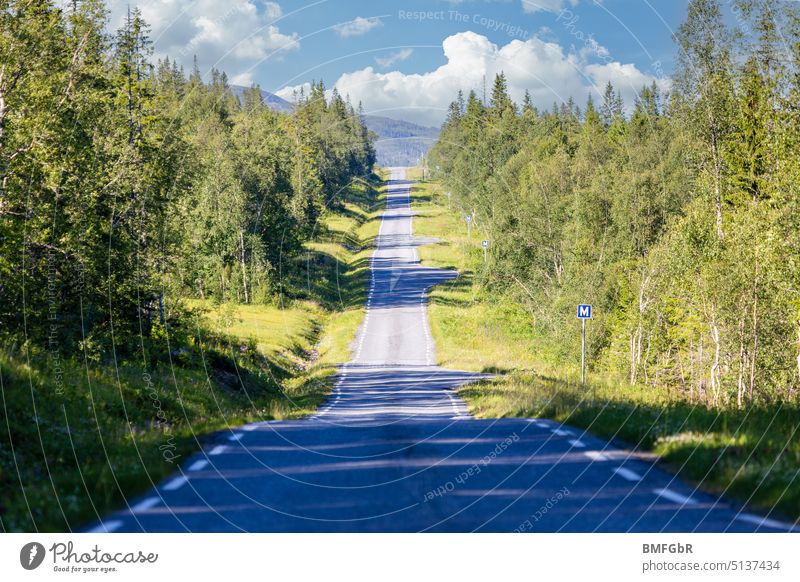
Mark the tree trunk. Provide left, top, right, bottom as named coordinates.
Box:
left=239, top=231, right=249, bottom=304
left=748, top=259, right=760, bottom=402
left=710, top=304, right=722, bottom=406
left=711, top=131, right=725, bottom=241
left=0, top=67, right=8, bottom=192
left=0, top=69, right=6, bottom=145
left=737, top=315, right=745, bottom=408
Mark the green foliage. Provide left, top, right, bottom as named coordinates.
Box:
left=429, top=0, right=800, bottom=408
left=0, top=1, right=376, bottom=356
left=0, top=0, right=378, bottom=531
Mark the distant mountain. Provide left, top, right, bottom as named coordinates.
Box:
left=230, top=85, right=294, bottom=113
left=229, top=86, right=441, bottom=167
left=362, top=116, right=440, bottom=168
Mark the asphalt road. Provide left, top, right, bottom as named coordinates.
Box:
left=88, top=168, right=795, bottom=533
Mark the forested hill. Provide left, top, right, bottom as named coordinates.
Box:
left=231, top=84, right=440, bottom=169
left=429, top=0, right=800, bottom=408
left=361, top=117, right=440, bottom=167
left=230, top=86, right=440, bottom=167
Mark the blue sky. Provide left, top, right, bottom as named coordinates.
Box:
left=107, top=1, right=693, bottom=125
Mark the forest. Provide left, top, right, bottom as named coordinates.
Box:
left=0, top=0, right=376, bottom=530
left=429, top=0, right=800, bottom=408
left=0, top=1, right=375, bottom=359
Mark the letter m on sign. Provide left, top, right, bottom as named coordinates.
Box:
left=577, top=305, right=592, bottom=320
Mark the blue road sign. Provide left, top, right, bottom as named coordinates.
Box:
left=577, top=304, right=592, bottom=319
left=482, top=240, right=489, bottom=248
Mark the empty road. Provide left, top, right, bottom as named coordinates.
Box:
left=88, top=168, right=794, bottom=533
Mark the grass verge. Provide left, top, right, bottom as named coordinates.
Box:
left=412, top=176, right=800, bottom=524
left=0, top=175, right=384, bottom=532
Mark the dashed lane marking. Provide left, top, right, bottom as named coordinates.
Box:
left=131, top=497, right=160, bottom=513
left=612, top=467, right=643, bottom=482
left=654, top=488, right=697, bottom=505
left=735, top=513, right=797, bottom=531
left=584, top=451, right=610, bottom=461
left=163, top=476, right=188, bottom=491
left=188, top=459, right=209, bottom=472
left=87, top=520, right=123, bottom=533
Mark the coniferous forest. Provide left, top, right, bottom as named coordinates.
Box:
left=0, top=1, right=375, bottom=530
left=2, top=0, right=800, bottom=534
left=1, top=2, right=374, bottom=354
left=430, top=0, right=800, bottom=408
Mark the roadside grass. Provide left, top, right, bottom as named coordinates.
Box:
left=411, top=176, right=800, bottom=524
left=412, top=180, right=538, bottom=373
left=0, top=174, right=384, bottom=532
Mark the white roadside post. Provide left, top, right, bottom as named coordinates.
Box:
left=446, top=192, right=451, bottom=210
left=466, top=215, right=472, bottom=241
left=482, top=240, right=489, bottom=262
left=577, top=305, right=592, bottom=385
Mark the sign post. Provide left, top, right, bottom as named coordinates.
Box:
left=482, top=240, right=489, bottom=262
left=466, top=215, right=472, bottom=241
left=576, top=305, right=592, bottom=385
left=446, top=192, right=451, bottom=210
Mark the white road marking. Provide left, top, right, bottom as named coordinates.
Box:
left=654, top=488, right=697, bottom=505
left=88, top=520, right=123, bottom=533
left=612, top=467, right=642, bottom=482
left=584, top=451, right=610, bottom=461
left=568, top=439, right=586, bottom=448
left=163, top=476, right=188, bottom=491
left=188, top=459, right=209, bottom=471
left=551, top=429, right=572, bottom=436
left=130, top=497, right=160, bottom=513
left=209, top=445, right=227, bottom=456
left=227, top=433, right=243, bottom=442
left=735, top=513, right=797, bottom=531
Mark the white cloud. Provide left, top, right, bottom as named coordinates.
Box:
left=333, top=16, right=383, bottom=38
left=275, top=82, right=313, bottom=103
left=106, top=1, right=299, bottom=81
left=231, top=71, right=254, bottom=86
left=375, top=49, right=414, bottom=69
left=279, top=31, right=668, bottom=127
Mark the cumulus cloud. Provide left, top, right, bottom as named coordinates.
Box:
left=279, top=31, right=667, bottom=127
left=375, top=49, right=414, bottom=69
left=106, top=1, right=299, bottom=80
left=333, top=16, right=383, bottom=38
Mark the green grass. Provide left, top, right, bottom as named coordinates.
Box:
left=411, top=176, right=800, bottom=524
left=0, top=175, right=385, bottom=532
left=412, top=180, right=540, bottom=374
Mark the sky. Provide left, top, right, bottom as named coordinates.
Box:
left=105, top=0, right=694, bottom=126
